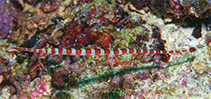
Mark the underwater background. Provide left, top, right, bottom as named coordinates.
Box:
left=0, top=0, right=211, bottom=98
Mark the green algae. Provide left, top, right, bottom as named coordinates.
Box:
left=55, top=91, right=71, bottom=99
left=15, top=55, right=27, bottom=64
left=113, top=26, right=148, bottom=47
left=102, top=89, right=121, bottom=98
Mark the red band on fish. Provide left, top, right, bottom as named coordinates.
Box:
left=51, top=48, right=56, bottom=54
left=129, top=48, right=134, bottom=53
left=150, top=50, right=154, bottom=54
left=33, top=49, right=37, bottom=52
left=27, top=48, right=31, bottom=52
left=104, top=49, right=110, bottom=55
left=86, top=48, right=91, bottom=56
left=95, top=49, right=101, bottom=56
left=58, top=48, right=62, bottom=55
left=114, top=49, right=119, bottom=55
left=66, top=49, right=71, bottom=55
left=122, top=48, right=127, bottom=54
left=143, top=49, right=148, bottom=54
left=163, top=50, right=167, bottom=54
left=76, top=48, right=81, bottom=55
left=136, top=49, right=141, bottom=54
left=156, top=50, right=160, bottom=54
left=38, top=49, right=43, bottom=53
left=175, top=50, right=181, bottom=54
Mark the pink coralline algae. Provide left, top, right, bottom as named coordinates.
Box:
left=30, top=76, right=51, bottom=99
left=106, top=59, right=116, bottom=66
left=0, top=0, right=14, bottom=39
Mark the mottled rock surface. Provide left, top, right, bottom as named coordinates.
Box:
left=0, top=0, right=14, bottom=39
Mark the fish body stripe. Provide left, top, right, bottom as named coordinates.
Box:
left=182, top=50, right=187, bottom=52
left=86, top=48, right=91, bottom=55
left=66, top=49, right=71, bottom=55
left=51, top=48, right=56, bottom=54
left=136, top=49, right=141, bottom=54
left=71, top=48, right=76, bottom=55
left=100, top=49, right=105, bottom=56
left=33, top=49, right=37, bottom=52
left=11, top=47, right=196, bottom=56
left=76, top=48, right=81, bottom=55
left=122, top=48, right=127, bottom=54
left=150, top=50, right=154, bottom=54
left=168, top=50, right=174, bottom=54
left=95, top=49, right=101, bottom=56
left=156, top=50, right=161, bottom=54
left=104, top=49, right=110, bottom=55
left=129, top=48, right=134, bottom=53
left=59, top=48, right=63, bottom=55
left=114, top=49, right=119, bottom=55
left=133, top=48, right=137, bottom=54
left=163, top=50, right=167, bottom=54
left=143, top=49, right=148, bottom=53
left=109, top=49, right=115, bottom=55
left=27, top=48, right=31, bottom=52
left=90, top=48, right=95, bottom=56
left=81, top=48, right=86, bottom=55
left=54, top=48, right=59, bottom=55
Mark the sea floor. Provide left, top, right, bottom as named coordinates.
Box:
left=0, top=0, right=211, bottom=98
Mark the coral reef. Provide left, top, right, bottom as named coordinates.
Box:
left=0, top=0, right=210, bottom=98
left=128, top=0, right=211, bottom=26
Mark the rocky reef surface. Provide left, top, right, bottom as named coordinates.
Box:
left=0, top=0, right=210, bottom=98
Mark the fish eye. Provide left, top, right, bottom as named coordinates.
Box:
left=44, top=49, right=49, bottom=54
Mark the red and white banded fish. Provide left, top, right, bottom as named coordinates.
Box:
left=11, top=46, right=196, bottom=56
